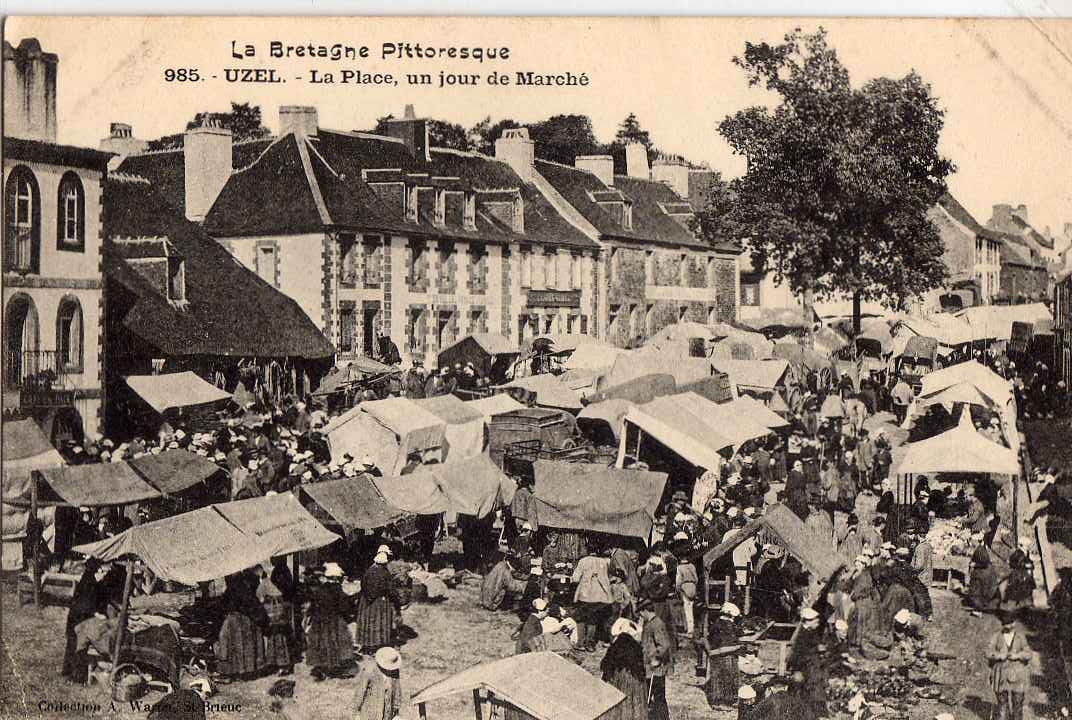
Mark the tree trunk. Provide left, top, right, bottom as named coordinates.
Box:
left=802, top=286, right=815, bottom=350
left=852, top=289, right=862, bottom=337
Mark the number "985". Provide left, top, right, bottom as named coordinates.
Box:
left=164, top=68, right=201, bottom=82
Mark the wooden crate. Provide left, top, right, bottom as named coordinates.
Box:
left=753, top=622, right=799, bottom=675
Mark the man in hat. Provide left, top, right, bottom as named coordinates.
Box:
left=986, top=613, right=1030, bottom=720
left=639, top=598, right=673, bottom=720
left=480, top=553, right=527, bottom=611
left=572, top=547, right=613, bottom=651
left=352, top=646, right=403, bottom=720
left=517, top=598, right=549, bottom=655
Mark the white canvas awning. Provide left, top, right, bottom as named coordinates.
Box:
left=621, top=393, right=733, bottom=470
left=894, top=409, right=1019, bottom=476
left=125, top=372, right=232, bottom=414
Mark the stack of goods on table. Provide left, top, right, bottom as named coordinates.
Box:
left=826, top=650, right=959, bottom=718
left=925, top=518, right=972, bottom=557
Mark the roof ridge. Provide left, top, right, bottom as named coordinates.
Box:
left=109, top=172, right=151, bottom=185
left=536, top=157, right=585, bottom=172
left=232, top=134, right=289, bottom=175
left=430, top=146, right=495, bottom=161
left=305, top=137, right=340, bottom=179
left=294, top=134, right=332, bottom=225
left=319, top=127, right=406, bottom=145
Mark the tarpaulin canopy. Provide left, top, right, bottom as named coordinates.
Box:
left=412, top=652, right=625, bottom=720
left=919, top=360, right=1012, bottom=407
left=29, top=463, right=160, bottom=507
left=813, top=300, right=889, bottom=321
left=591, top=374, right=676, bottom=405
left=704, top=504, right=845, bottom=582
left=672, top=393, right=772, bottom=448
left=771, top=344, right=833, bottom=372
left=855, top=319, right=894, bottom=356
left=301, top=475, right=406, bottom=531
left=1, top=419, right=62, bottom=569
left=723, top=396, right=790, bottom=430
left=646, top=321, right=718, bottom=345
left=812, top=326, right=850, bottom=355
left=897, top=314, right=973, bottom=347
left=371, top=455, right=514, bottom=519
left=711, top=359, right=790, bottom=392
left=603, top=352, right=712, bottom=389
left=578, top=399, right=635, bottom=441
left=564, top=341, right=629, bottom=371
left=500, top=374, right=582, bottom=410
left=323, top=399, right=446, bottom=475
left=916, top=381, right=1004, bottom=411
left=438, top=334, right=519, bottom=380
left=466, top=393, right=526, bottom=419
left=532, top=461, right=667, bottom=540
left=3, top=418, right=56, bottom=461
left=893, top=409, right=1020, bottom=475
left=214, top=493, right=340, bottom=558
left=955, top=303, right=1053, bottom=341
left=74, top=495, right=339, bottom=585
left=622, top=394, right=734, bottom=471
left=820, top=394, right=846, bottom=419
left=413, top=395, right=486, bottom=461
left=125, top=372, right=233, bottom=414
left=128, top=449, right=223, bottom=495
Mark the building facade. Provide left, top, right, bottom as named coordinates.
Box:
left=1055, top=270, right=1072, bottom=388
left=108, top=104, right=737, bottom=367
left=3, top=39, right=112, bottom=441
left=987, top=203, right=1053, bottom=304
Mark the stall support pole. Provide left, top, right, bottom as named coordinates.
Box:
left=30, top=471, right=41, bottom=608
left=472, top=689, right=483, bottom=720
left=111, top=558, right=135, bottom=672
left=418, top=702, right=428, bottom=720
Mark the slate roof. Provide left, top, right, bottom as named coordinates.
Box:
left=4, top=136, right=112, bottom=171
left=115, top=138, right=273, bottom=216
left=534, top=159, right=733, bottom=252
left=202, top=128, right=598, bottom=250
left=937, top=194, right=1005, bottom=243
left=104, top=174, right=334, bottom=359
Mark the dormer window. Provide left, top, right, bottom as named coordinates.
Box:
left=405, top=185, right=418, bottom=222
left=167, top=256, right=185, bottom=301
left=623, top=202, right=633, bottom=231
left=464, top=192, right=476, bottom=231
left=513, top=195, right=524, bottom=234
left=434, top=189, right=446, bottom=227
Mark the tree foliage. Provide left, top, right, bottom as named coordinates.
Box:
left=468, top=116, right=521, bottom=155
left=528, top=114, right=606, bottom=166
left=147, top=102, right=271, bottom=151
left=692, top=28, right=954, bottom=327
left=372, top=115, right=473, bottom=150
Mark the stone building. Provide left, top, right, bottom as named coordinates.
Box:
left=986, top=203, right=1052, bottom=304
left=106, top=104, right=738, bottom=365
left=3, top=38, right=112, bottom=442
left=920, top=193, right=1004, bottom=311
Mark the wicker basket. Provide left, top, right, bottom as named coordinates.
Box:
left=110, top=664, right=147, bottom=702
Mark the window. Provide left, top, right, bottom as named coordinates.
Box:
left=56, top=298, right=83, bottom=372
left=520, top=248, right=533, bottom=288
left=741, top=280, right=761, bottom=307
left=57, top=172, right=85, bottom=251
left=339, top=304, right=356, bottom=353
left=364, top=236, right=383, bottom=286
left=167, top=257, right=185, bottom=301
left=571, top=254, right=583, bottom=290
left=256, top=244, right=277, bottom=286
left=463, top=193, right=476, bottom=230
left=543, top=315, right=555, bottom=334
left=437, top=310, right=454, bottom=348
left=339, top=235, right=358, bottom=287
left=609, top=248, right=620, bottom=284
left=408, top=308, right=424, bottom=353
left=544, top=252, right=556, bottom=290
left=4, top=166, right=40, bottom=273
left=566, top=314, right=576, bottom=333
left=579, top=315, right=588, bottom=335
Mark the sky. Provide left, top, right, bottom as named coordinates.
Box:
left=7, top=16, right=1072, bottom=237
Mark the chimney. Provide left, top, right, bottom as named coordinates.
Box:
left=3, top=38, right=58, bottom=142
left=575, top=155, right=614, bottom=187
left=183, top=122, right=233, bottom=222
left=279, top=105, right=318, bottom=137
left=651, top=158, right=690, bottom=200
left=991, top=203, right=1013, bottom=228
left=494, top=127, right=535, bottom=183
left=1013, top=204, right=1029, bottom=224
left=385, top=104, right=429, bottom=162
left=99, top=122, right=148, bottom=158
left=625, top=142, right=650, bottom=180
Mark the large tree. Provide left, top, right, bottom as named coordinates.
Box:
left=468, top=116, right=521, bottom=155
left=146, top=101, right=271, bottom=150
left=528, top=114, right=606, bottom=166
left=373, top=115, right=472, bottom=151
left=693, top=28, right=954, bottom=335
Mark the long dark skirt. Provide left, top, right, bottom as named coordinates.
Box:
left=62, top=619, right=91, bottom=683
left=305, top=613, right=352, bottom=669
left=653, top=600, right=677, bottom=653
left=262, top=625, right=292, bottom=670
left=604, top=667, right=648, bottom=720
left=705, top=654, right=738, bottom=707
left=353, top=595, right=395, bottom=649
left=215, top=612, right=264, bottom=677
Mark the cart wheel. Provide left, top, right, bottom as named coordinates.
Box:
left=562, top=438, right=576, bottom=450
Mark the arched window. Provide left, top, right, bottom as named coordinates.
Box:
left=57, top=171, right=85, bottom=251
left=56, top=297, right=83, bottom=373
left=4, top=166, right=40, bottom=273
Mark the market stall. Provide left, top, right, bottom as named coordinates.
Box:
left=1, top=418, right=63, bottom=572
left=617, top=393, right=734, bottom=473
left=322, top=397, right=447, bottom=475
left=413, top=394, right=486, bottom=461
left=437, top=333, right=520, bottom=385
left=124, top=372, right=234, bottom=430
left=498, top=373, right=583, bottom=411
left=411, top=651, right=626, bottom=720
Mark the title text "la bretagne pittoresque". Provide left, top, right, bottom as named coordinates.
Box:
left=232, top=41, right=511, bottom=62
